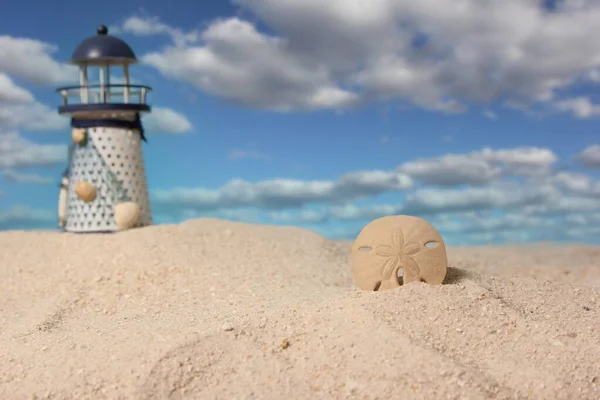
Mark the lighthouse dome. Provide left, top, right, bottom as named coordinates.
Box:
left=70, top=25, right=137, bottom=65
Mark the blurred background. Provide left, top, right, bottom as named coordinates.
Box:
left=1, top=0, right=599, bottom=245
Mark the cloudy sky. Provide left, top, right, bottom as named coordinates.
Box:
left=1, top=0, right=600, bottom=245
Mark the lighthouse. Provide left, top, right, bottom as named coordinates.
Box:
left=56, top=25, right=152, bottom=233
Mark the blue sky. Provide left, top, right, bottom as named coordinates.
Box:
left=1, top=0, right=600, bottom=245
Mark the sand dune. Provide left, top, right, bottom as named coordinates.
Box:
left=0, top=219, right=598, bottom=399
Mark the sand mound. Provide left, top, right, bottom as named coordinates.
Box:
left=0, top=219, right=598, bottom=399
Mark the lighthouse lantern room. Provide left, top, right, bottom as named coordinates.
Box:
left=56, top=25, right=153, bottom=233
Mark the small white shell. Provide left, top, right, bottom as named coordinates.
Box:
left=114, top=202, right=141, bottom=230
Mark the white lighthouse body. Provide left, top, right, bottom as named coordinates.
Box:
left=56, top=25, right=152, bottom=233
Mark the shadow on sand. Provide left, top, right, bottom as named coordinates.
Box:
left=443, top=267, right=470, bottom=285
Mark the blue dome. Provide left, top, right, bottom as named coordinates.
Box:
left=71, top=25, right=137, bottom=64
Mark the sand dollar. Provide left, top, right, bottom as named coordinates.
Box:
left=114, top=202, right=141, bottom=230
left=74, top=181, right=96, bottom=202
left=71, top=128, right=87, bottom=144
left=351, top=215, right=447, bottom=291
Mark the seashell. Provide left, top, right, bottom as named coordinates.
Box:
left=72, top=128, right=87, bottom=144
left=114, top=201, right=141, bottom=230
left=351, top=215, right=447, bottom=291
left=74, top=181, right=96, bottom=202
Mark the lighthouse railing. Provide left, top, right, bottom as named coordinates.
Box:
left=56, top=84, right=152, bottom=106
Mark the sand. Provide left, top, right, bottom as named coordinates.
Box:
left=0, top=218, right=599, bottom=400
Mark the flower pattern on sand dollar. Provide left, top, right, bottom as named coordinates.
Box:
left=375, top=229, right=421, bottom=280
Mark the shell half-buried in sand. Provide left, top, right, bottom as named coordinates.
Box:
left=114, top=202, right=141, bottom=230
left=351, top=215, right=448, bottom=291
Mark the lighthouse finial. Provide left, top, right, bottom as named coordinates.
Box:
left=97, top=25, right=108, bottom=35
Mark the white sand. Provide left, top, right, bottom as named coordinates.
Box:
left=0, top=218, right=598, bottom=399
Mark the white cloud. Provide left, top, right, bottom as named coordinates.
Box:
left=144, top=107, right=193, bottom=134
left=153, top=170, right=412, bottom=210
left=125, top=2, right=600, bottom=113
left=483, top=110, right=498, bottom=120
left=546, top=171, right=599, bottom=195
left=0, top=73, right=34, bottom=103
left=163, top=207, right=261, bottom=223
left=313, top=200, right=600, bottom=241
left=1, top=169, right=53, bottom=184
left=443, top=210, right=600, bottom=243
left=0, top=41, right=70, bottom=133
left=312, top=182, right=600, bottom=241
left=0, top=35, right=75, bottom=86
left=0, top=132, right=67, bottom=169
left=399, top=154, right=502, bottom=186
left=336, top=170, right=412, bottom=193
left=565, top=225, right=600, bottom=238
left=142, top=18, right=359, bottom=111
left=0, top=205, right=54, bottom=229
left=436, top=212, right=550, bottom=235
left=257, top=184, right=600, bottom=242
left=565, top=212, right=600, bottom=226
left=227, top=149, right=270, bottom=160
left=269, top=209, right=326, bottom=223
left=120, top=16, right=200, bottom=46
left=402, top=183, right=560, bottom=215
left=152, top=145, right=569, bottom=219
left=577, top=145, right=600, bottom=168
left=522, top=195, right=600, bottom=215
left=478, top=147, right=558, bottom=174
left=0, top=102, right=66, bottom=132
left=553, top=97, right=600, bottom=119
left=399, top=147, right=558, bottom=186
left=329, top=203, right=401, bottom=221
left=0, top=74, right=67, bottom=132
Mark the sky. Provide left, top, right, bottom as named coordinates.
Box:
left=1, top=0, right=600, bottom=245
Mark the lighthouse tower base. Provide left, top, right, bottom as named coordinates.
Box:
left=65, top=126, right=152, bottom=233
